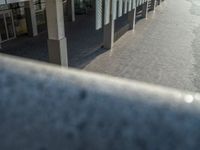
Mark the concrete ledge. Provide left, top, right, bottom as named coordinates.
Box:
left=0, top=54, right=200, bottom=150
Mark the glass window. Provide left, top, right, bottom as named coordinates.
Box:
left=10, top=3, right=27, bottom=36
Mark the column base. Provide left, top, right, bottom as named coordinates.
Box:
left=128, top=9, right=136, bottom=30
left=142, top=2, right=148, bottom=19
left=150, top=0, right=156, bottom=11
left=48, top=37, right=68, bottom=67
left=103, top=21, right=114, bottom=49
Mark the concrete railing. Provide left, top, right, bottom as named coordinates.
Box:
left=0, top=54, right=200, bottom=150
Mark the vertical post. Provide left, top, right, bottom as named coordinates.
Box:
left=25, top=0, right=38, bottom=37
left=67, top=0, right=75, bottom=22
left=103, top=0, right=114, bottom=49
left=150, top=0, right=156, bottom=11
left=128, top=8, right=136, bottom=30
left=142, top=1, right=148, bottom=19
left=46, top=0, right=68, bottom=66
left=118, top=0, right=123, bottom=17
left=157, top=0, right=161, bottom=5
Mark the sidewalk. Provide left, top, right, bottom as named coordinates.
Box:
left=85, top=0, right=200, bottom=92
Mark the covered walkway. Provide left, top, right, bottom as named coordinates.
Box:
left=0, top=0, right=152, bottom=68
left=0, top=13, right=103, bottom=68
left=85, top=0, right=200, bottom=92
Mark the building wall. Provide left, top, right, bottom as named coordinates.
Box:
left=0, top=0, right=93, bottom=42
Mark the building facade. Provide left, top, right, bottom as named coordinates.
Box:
left=0, top=0, right=45, bottom=42
left=0, top=0, right=94, bottom=44
left=0, top=0, right=160, bottom=66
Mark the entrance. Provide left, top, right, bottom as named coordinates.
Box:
left=0, top=10, right=16, bottom=43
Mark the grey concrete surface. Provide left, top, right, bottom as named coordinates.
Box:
left=1, top=54, right=200, bottom=150
left=85, top=0, right=200, bottom=92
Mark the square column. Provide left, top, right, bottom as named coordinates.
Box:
left=67, top=0, right=75, bottom=22
left=46, top=0, right=68, bottom=66
left=128, top=8, right=136, bottom=31
left=103, top=21, right=114, bottom=49
left=25, top=0, right=38, bottom=37
left=103, top=0, right=114, bottom=49
left=142, top=1, right=148, bottom=19
left=150, top=0, right=156, bottom=11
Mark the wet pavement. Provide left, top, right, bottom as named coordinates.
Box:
left=85, top=0, right=200, bottom=92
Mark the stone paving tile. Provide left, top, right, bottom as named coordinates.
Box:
left=85, top=0, right=200, bottom=92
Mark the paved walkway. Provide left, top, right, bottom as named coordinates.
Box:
left=85, top=0, right=200, bottom=92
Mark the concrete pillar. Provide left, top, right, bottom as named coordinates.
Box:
left=142, top=1, right=148, bottom=19
left=128, top=8, right=136, bottom=30
left=67, top=0, right=75, bottom=22
left=150, top=0, right=156, bottom=11
left=103, top=0, right=114, bottom=49
left=25, top=0, right=38, bottom=37
left=46, top=0, right=68, bottom=66
left=157, top=0, right=161, bottom=5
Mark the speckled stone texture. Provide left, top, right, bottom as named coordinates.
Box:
left=0, top=54, right=200, bottom=150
